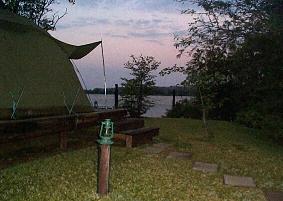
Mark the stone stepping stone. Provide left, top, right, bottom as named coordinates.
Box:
left=152, top=143, right=172, bottom=149
left=264, top=191, right=283, bottom=201
left=142, top=146, right=164, bottom=154
left=166, top=151, right=192, bottom=160
left=192, top=162, right=218, bottom=173
left=224, top=175, right=256, bottom=187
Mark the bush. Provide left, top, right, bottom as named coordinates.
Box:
left=166, top=99, right=202, bottom=119
left=236, top=109, right=283, bottom=141
left=236, top=110, right=265, bottom=129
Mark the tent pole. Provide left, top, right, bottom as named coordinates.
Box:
left=101, top=40, right=107, bottom=109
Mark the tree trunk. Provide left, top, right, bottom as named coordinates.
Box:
left=138, top=80, right=143, bottom=117
left=198, top=86, right=209, bottom=137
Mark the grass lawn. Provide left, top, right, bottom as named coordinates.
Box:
left=0, top=118, right=282, bottom=201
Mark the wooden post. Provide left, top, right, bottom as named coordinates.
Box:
left=98, top=144, right=111, bottom=196
left=59, top=132, right=67, bottom=150
left=172, top=89, right=176, bottom=108
left=114, top=84, right=119, bottom=109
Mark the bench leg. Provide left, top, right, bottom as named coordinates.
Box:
left=59, top=132, right=68, bottom=150
left=125, top=136, right=132, bottom=148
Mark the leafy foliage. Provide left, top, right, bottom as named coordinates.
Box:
left=0, top=0, right=74, bottom=30
left=166, top=99, right=202, bottom=119
left=121, top=55, right=160, bottom=117
left=161, top=0, right=283, bottom=138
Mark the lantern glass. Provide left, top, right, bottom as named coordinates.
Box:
left=99, top=119, right=114, bottom=143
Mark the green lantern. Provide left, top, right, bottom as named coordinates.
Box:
left=97, top=119, right=114, bottom=145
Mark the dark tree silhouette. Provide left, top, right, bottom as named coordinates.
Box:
left=161, top=0, right=283, bottom=138
left=121, top=55, right=160, bottom=118
left=0, top=0, right=75, bottom=30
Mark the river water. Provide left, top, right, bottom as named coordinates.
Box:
left=88, top=94, right=190, bottom=117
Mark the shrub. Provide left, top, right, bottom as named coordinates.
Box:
left=236, top=109, right=283, bottom=141
left=166, top=99, right=202, bottom=119
left=236, top=110, right=265, bottom=129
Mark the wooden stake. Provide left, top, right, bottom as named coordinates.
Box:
left=98, top=144, right=111, bottom=196
left=172, top=89, right=176, bottom=108
left=115, top=84, right=119, bottom=109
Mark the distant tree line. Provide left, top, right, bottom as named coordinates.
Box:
left=85, top=86, right=196, bottom=96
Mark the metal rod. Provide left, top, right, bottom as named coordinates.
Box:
left=101, top=40, right=107, bottom=108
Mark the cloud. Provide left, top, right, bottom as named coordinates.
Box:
left=105, top=33, right=129, bottom=38
left=118, top=17, right=176, bottom=34
left=55, top=0, right=189, bottom=42
left=77, top=0, right=183, bottom=13
left=57, top=16, right=111, bottom=29
left=128, top=30, right=171, bottom=39
left=115, top=19, right=134, bottom=26
left=145, top=39, right=165, bottom=46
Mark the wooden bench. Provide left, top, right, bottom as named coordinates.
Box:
left=0, top=109, right=128, bottom=150
left=115, top=127, right=159, bottom=148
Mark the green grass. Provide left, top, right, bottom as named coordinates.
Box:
left=0, top=118, right=282, bottom=201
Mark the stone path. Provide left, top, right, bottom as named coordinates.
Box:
left=192, top=162, right=218, bottom=173
left=264, top=191, right=283, bottom=201
left=142, top=143, right=260, bottom=194
left=152, top=143, right=172, bottom=149
left=166, top=151, right=192, bottom=160
left=142, top=146, right=164, bottom=154
left=142, top=143, right=172, bottom=154
left=224, top=175, right=256, bottom=187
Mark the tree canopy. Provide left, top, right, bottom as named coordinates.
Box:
left=0, top=0, right=75, bottom=30
left=163, top=0, right=283, bottom=139
left=121, top=55, right=160, bottom=118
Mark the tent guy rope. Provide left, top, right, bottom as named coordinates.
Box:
left=71, top=59, right=97, bottom=108
left=10, top=87, right=24, bottom=119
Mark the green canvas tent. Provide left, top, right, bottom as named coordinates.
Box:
left=0, top=9, right=101, bottom=120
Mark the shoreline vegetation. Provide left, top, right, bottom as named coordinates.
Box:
left=85, top=86, right=196, bottom=96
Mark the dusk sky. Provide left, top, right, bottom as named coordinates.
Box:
left=50, top=0, right=191, bottom=88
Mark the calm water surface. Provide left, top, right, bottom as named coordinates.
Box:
left=89, top=94, right=190, bottom=117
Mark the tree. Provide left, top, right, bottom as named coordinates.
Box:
left=121, top=55, right=160, bottom=118
left=161, top=0, right=283, bottom=138
left=0, top=0, right=75, bottom=31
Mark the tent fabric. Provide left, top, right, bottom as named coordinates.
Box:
left=0, top=9, right=100, bottom=120
left=54, top=39, right=101, bottom=60
left=0, top=9, right=39, bottom=29
left=0, top=9, right=102, bottom=59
